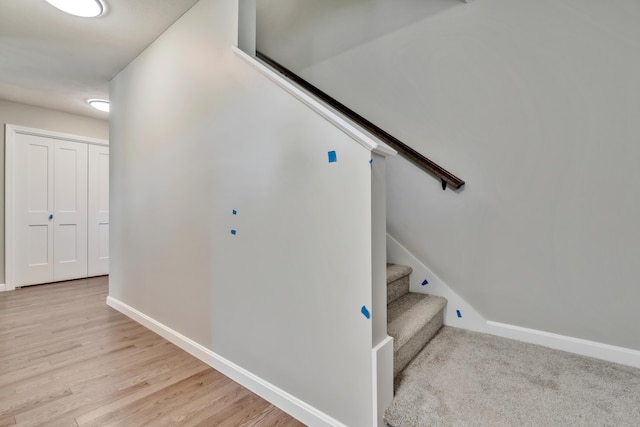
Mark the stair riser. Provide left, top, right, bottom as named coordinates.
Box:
left=387, top=276, right=410, bottom=305
left=393, top=307, right=444, bottom=377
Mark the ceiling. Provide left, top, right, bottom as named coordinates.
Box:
left=0, top=0, right=200, bottom=120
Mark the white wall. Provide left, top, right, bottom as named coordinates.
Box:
left=109, top=0, right=388, bottom=425
left=0, top=99, right=108, bottom=284
left=257, top=0, right=640, bottom=351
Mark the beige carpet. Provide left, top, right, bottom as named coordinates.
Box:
left=385, top=327, right=640, bottom=427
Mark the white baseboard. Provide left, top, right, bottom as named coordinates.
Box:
left=106, top=296, right=347, bottom=427
left=386, top=233, right=640, bottom=369
left=387, top=234, right=487, bottom=333
left=0, top=284, right=5, bottom=292
left=487, top=321, right=640, bottom=369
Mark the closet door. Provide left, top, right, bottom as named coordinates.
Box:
left=88, top=145, right=110, bottom=276
left=14, top=134, right=55, bottom=286
left=53, top=140, right=88, bottom=282
left=8, top=126, right=108, bottom=289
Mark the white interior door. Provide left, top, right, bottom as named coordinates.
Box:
left=53, top=140, right=88, bottom=282
left=7, top=125, right=107, bottom=289
left=88, top=145, right=109, bottom=276
left=14, top=134, right=55, bottom=286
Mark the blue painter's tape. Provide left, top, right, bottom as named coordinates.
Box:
left=422, top=279, right=429, bottom=286
left=231, top=230, right=237, bottom=235
left=328, top=151, right=337, bottom=163
left=361, top=305, right=371, bottom=319
left=456, top=310, right=462, bottom=318
left=232, top=210, right=237, bottom=215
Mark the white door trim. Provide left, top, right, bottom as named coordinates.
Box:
left=5, top=124, right=108, bottom=290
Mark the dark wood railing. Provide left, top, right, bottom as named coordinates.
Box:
left=256, top=51, right=465, bottom=191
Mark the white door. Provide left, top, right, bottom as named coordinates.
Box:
left=14, top=134, right=55, bottom=286
left=13, top=134, right=89, bottom=286
left=8, top=125, right=107, bottom=289
left=53, top=140, right=88, bottom=282
left=88, top=145, right=109, bottom=276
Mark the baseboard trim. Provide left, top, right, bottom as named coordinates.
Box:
left=487, top=321, right=640, bottom=369
left=0, top=284, right=5, bottom=292
left=387, top=233, right=640, bottom=369
left=106, top=296, right=347, bottom=427
left=386, top=233, right=487, bottom=333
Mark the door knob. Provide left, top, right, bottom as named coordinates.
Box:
left=49, top=214, right=54, bottom=219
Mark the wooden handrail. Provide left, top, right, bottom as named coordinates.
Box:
left=256, top=51, right=465, bottom=191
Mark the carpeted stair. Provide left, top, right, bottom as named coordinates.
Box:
left=387, top=264, right=447, bottom=378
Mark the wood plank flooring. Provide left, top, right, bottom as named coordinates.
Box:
left=0, top=277, right=305, bottom=427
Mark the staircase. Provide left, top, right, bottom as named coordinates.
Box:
left=387, top=264, right=447, bottom=378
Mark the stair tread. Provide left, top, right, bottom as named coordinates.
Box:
left=387, top=293, right=447, bottom=350
left=386, top=263, right=412, bottom=284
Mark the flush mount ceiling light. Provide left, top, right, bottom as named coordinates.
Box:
left=45, top=0, right=105, bottom=18
left=88, top=99, right=110, bottom=113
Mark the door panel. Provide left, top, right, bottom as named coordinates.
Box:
left=27, top=225, right=50, bottom=265
left=15, top=134, right=54, bottom=286
left=57, top=224, right=78, bottom=263
left=55, top=147, right=79, bottom=211
left=53, top=140, right=88, bottom=282
left=88, top=145, right=110, bottom=276
left=27, top=144, right=50, bottom=211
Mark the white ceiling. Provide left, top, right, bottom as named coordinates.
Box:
left=0, top=0, right=200, bottom=120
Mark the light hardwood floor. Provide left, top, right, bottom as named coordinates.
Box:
left=0, top=277, right=305, bottom=427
